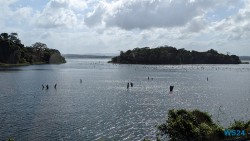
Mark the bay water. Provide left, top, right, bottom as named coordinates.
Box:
left=0, top=59, right=250, bottom=141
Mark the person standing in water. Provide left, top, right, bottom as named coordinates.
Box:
left=42, top=84, right=44, bottom=89
left=127, top=83, right=129, bottom=89
left=54, top=84, right=57, bottom=89
left=46, top=84, right=49, bottom=89
left=170, top=85, right=174, bottom=92
left=207, top=77, right=208, bottom=81
left=130, top=82, right=133, bottom=87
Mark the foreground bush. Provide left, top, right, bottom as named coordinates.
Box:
left=156, top=109, right=250, bottom=141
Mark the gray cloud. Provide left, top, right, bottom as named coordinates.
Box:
left=84, top=3, right=106, bottom=27
left=185, top=16, right=206, bottom=33
left=49, top=0, right=69, bottom=9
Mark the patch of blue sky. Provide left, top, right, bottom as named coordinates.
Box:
left=206, top=1, right=244, bottom=22
left=4, top=19, right=32, bottom=32
left=83, top=1, right=99, bottom=12
left=11, top=0, right=49, bottom=11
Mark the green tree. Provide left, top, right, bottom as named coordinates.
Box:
left=32, top=42, right=48, bottom=61
left=0, top=33, right=9, bottom=40
left=157, top=109, right=225, bottom=141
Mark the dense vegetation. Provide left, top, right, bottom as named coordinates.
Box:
left=0, top=32, right=66, bottom=65
left=153, top=109, right=250, bottom=141
left=110, top=46, right=241, bottom=64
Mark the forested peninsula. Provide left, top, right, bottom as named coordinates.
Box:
left=110, top=46, right=241, bottom=64
left=0, top=32, right=66, bottom=66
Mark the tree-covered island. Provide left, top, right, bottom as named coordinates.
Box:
left=0, top=32, right=66, bottom=66
left=110, top=45, right=241, bottom=64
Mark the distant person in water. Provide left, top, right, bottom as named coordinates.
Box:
left=42, top=84, right=44, bottom=89
left=170, top=85, right=174, bottom=92
left=80, top=79, right=82, bottom=83
left=130, top=82, right=133, bottom=87
left=207, top=77, right=208, bottom=81
left=46, top=85, right=49, bottom=89
left=54, top=84, right=57, bottom=89
left=127, top=83, right=129, bottom=89
left=148, top=76, right=149, bottom=80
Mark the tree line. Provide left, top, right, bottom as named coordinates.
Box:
left=0, top=32, right=66, bottom=64
left=110, top=45, right=241, bottom=64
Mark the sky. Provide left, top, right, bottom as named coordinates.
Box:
left=0, top=0, right=250, bottom=55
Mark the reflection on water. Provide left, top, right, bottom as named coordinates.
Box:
left=0, top=59, right=250, bottom=141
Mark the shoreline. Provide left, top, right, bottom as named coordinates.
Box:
left=0, top=63, right=31, bottom=67
left=108, top=61, right=248, bottom=65
left=241, top=61, right=250, bottom=64
left=0, top=62, right=65, bottom=67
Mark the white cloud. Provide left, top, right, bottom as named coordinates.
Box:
left=0, top=0, right=18, bottom=24
left=69, top=0, right=87, bottom=10
left=0, top=0, right=35, bottom=31
left=84, top=0, right=240, bottom=30
left=35, top=9, right=78, bottom=28
left=208, top=0, right=250, bottom=41
left=44, top=0, right=87, bottom=10
left=13, top=7, right=33, bottom=23
left=33, top=0, right=80, bottom=28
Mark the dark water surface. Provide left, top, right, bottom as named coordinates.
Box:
left=0, top=59, right=250, bottom=141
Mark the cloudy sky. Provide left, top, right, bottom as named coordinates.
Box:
left=1, top=0, right=250, bottom=55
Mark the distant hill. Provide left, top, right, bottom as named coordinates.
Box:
left=63, top=54, right=113, bottom=59
left=110, top=45, right=241, bottom=64
left=239, top=56, right=250, bottom=60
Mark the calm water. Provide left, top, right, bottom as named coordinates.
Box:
left=0, top=59, right=250, bottom=141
